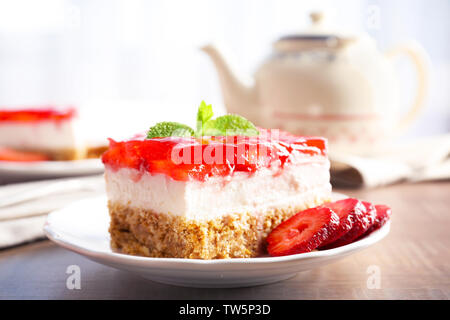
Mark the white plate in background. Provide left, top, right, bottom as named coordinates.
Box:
left=44, top=194, right=390, bottom=288
left=0, top=159, right=103, bottom=181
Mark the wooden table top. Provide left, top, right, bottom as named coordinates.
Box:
left=0, top=181, right=449, bottom=300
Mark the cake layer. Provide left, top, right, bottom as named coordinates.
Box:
left=0, top=108, right=76, bottom=122
left=101, top=130, right=327, bottom=182
left=109, top=195, right=328, bottom=259
left=104, top=158, right=331, bottom=220
left=0, top=120, right=82, bottom=150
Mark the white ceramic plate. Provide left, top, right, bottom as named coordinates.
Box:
left=0, top=159, right=103, bottom=179
left=44, top=195, right=390, bottom=288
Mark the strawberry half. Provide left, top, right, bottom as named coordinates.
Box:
left=320, top=201, right=376, bottom=249
left=267, top=207, right=339, bottom=257
left=319, top=198, right=366, bottom=248
left=363, top=204, right=392, bottom=236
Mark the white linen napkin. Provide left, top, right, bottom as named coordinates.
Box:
left=0, top=175, right=104, bottom=248
left=329, top=134, right=450, bottom=188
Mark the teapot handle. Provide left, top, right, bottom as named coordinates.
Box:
left=384, top=41, right=429, bottom=133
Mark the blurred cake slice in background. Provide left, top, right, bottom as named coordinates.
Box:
left=0, top=107, right=88, bottom=161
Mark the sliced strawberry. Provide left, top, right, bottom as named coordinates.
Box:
left=363, top=204, right=392, bottom=236
left=320, top=200, right=376, bottom=249
left=0, top=147, right=49, bottom=162
left=373, top=205, right=392, bottom=229
left=319, top=198, right=365, bottom=248
left=267, top=207, right=339, bottom=256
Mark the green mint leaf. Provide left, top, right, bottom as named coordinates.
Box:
left=145, top=102, right=259, bottom=139
left=202, top=114, right=259, bottom=136
left=146, top=122, right=194, bottom=139
left=196, top=101, right=213, bottom=135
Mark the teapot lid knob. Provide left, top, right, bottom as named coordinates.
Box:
left=310, top=11, right=325, bottom=25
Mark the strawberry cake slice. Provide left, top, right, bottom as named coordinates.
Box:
left=0, top=107, right=86, bottom=161
left=102, top=116, right=332, bottom=259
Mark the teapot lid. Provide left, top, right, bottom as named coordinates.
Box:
left=274, top=12, right=363, bottom=51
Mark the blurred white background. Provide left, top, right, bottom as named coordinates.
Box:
left=0, top=0, right=448, bottom=140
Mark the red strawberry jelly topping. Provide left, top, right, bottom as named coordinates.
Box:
left=101, top=129, right=327, bottom=182
left=0, top=107, right=76, bottom=123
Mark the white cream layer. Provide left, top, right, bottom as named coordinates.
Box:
left=0, top=119, right=84, bottom=151
left=105, top=159, right=331, bottom=220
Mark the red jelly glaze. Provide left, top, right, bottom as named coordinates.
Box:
left=0, top=107, right=76, bottom=123
left=101, top=129, right=327, bottom=182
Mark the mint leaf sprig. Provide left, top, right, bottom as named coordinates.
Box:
left=146, top=101, right=259, bottom=139
left=196, top=101, right=214, bottom=136
left=147, top=122, right=195, bottom=138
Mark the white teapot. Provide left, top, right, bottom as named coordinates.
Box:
left=201, top=12, right=429, bottom=155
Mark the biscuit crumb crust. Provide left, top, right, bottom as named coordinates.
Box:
left=108, top=197, right=329, bottom=259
